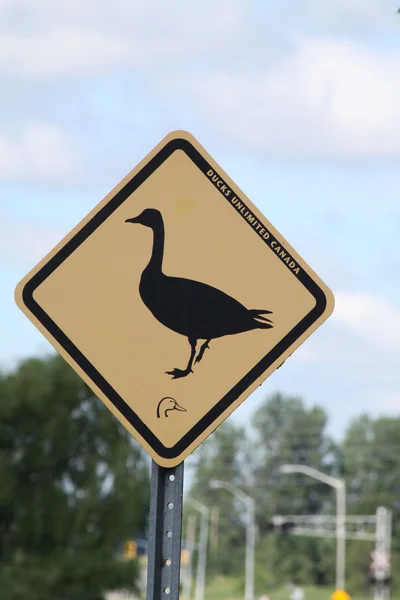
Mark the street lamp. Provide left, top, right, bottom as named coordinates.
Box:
left=279, top=464, right=346, bottom=591
left=182, top=514, right=196, bottom=600
left=187, top=498, right=209, bottom=600
left=209, top=480, right=255, bottom=600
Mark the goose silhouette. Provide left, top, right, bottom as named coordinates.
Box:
left=125, top=209, right=273, bottom=379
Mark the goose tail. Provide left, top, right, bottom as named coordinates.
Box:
left=249, top=308, right=273, bottom=329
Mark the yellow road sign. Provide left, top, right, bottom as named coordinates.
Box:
left=181, top=549, right=190, bottom=565
left=15, top=131, right=334, bottom=467
left=123, top=540, right=137, bottom=559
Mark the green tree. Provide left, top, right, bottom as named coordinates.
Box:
left=342, top=414, right=400, bottom=592
left=187, top=421, right=247, bottom=576
left=187, top=394, right=400, bottom=593
left=249, top=393, right=338, bottom=588
left=187, top=395, right=338, bottom=589
left=0, top=354, right=150, bottom=600
left=250, top=392, right=337, bottom=520
left=342, top=415, right=400, bottom=513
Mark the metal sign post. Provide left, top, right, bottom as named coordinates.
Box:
left=146, top=461, right=184, bottom=600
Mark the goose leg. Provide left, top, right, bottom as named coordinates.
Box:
left=166, top=337, right=197, bottom=379
left=195, top=339, right=211, bottom=365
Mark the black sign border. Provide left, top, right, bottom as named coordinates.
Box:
left=22, top=137, right=327, bottom=459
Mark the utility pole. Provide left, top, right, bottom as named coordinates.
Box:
left=280, top=464, right=346, bottom=591
left=188, top=498, right=209, bottom=600
left=182, top=514, right=197, bottom=599
left=210, top=480, right=255, bottom=600
left=373, top=507, right=392, bottom=600
left=210, top=506, right=219, bottom=552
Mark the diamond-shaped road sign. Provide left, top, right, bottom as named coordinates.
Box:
left=15, top=131, right=334, bottom=467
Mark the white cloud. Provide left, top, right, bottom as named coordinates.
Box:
left=0, top=219, right=67, bottom=265
left=0, top=29, right=131, bottom=78
left=283, top=290, right=400, bottom=422
left=1, top=0, right=395, bottom=79
left=0, top=1, right=247, bottom=77
left=333, top=292, right=400, bottom=351
left=296, top=291, right=400, bottom=367
left=171, top=36, right=400, bottom=160
left=292, top=0, right=397, bottom=29
left=0, top=1, right=399, bottom=160
left=0, top=124, right=82, bottom=182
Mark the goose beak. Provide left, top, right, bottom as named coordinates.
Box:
left=125, top=217, right=139, bottom=224
left=173, top=401, right=186, bottom=412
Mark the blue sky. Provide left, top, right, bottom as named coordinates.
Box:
left=1, top=0, right=400, bottom=442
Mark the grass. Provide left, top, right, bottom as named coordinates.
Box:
left=204, top=575, right=397, bottom=600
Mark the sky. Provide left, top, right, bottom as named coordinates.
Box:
left=1, top=0, right=400, bottom=443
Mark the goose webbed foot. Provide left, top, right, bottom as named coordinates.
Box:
left=165, top=368, right=194, bottom=380
left=166, top=337, right=197, bottom=379
left=195, top=339, right=211, bottom=364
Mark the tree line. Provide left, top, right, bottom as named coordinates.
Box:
left=186, top=392, right=400, bottom=595
left=1, top=354, right=400, bottom=598
left=0, top=355, right=150, bottom=600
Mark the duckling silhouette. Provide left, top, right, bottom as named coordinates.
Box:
left=156, top=397, right=187, bottom=418
left=125, top=209, right=273, bottom=379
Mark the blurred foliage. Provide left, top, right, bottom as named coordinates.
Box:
left=343, top=414, right=400, bottom=593
left=2, top=353, right=400, bottom=597
left=187, top=421, right=246, bottom=576
left=187, top=393, right=400, bottom=595
left=250, top=392, right=338, bottom=521
left=0, top=354, right=150, bottom=600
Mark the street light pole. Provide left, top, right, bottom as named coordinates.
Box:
left=182, top=514, right=197, bottom=599
left=245, top=497, right=256, bottom=600
left=188, top=498, right=209, bottom=600
left=279, top=464, right=346, bottom=591
left=336, top=479, right=346, bottom=591
left=210, top=480, right=255, bottom=600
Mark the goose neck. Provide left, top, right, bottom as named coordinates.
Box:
left=148, top=221, right=164, bottom=272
